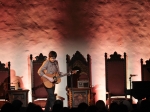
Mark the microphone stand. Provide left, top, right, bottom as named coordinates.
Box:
left=70, top=71, right=73, bottom=108
left=129, top=75, right=132, bottom=99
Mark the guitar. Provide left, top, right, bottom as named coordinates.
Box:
left=41, top=70, right=78, bottom=88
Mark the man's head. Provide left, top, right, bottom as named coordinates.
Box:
left=49, top=51, right=57, bottom=62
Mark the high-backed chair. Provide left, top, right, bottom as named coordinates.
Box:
left=105, top=51, right=127, bottom=105
left=0, top=61, right=10, bottom=108
left=30, top=53, right=48, bottom=107
left=66, top=51, right=95, bottom=108
left=131, top=59, right=150, bottom=100
left=141, top=58, right=150, bottom=81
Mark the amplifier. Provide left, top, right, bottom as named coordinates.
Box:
left=77, top=80, right=89, bottom=88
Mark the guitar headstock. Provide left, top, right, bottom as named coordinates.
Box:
left=71, top=70, right=79, bottom=74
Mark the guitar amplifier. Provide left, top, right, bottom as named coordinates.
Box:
left=77, top=80, right=89, bottom=88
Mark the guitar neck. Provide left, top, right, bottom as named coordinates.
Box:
left=55, top=70, right=78, bottom=78
left=57, top=73, right=70, bottom=78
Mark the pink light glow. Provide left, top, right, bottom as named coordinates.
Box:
left=0, top=0, right=150, bottom=106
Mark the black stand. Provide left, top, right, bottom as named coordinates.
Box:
left=129, top=76, right=132, bottom=99
left=70, top=71, right=73, bottom=108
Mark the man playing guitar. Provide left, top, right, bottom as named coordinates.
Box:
left=38, top=51, right=77, bottom=112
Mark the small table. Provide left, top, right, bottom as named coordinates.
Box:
left=8, top=89, right=29, bottom=107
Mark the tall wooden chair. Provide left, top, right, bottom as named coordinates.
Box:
left=30, top=53, right=48, bottom=107
left=105, top=51, right=127, bottom=105
left=66, top=51, right=95, bottom=108
left=131, top=59, right=150, bottom=100
left=141, top=58, right=150, bottom=81
left=0, top=61, right=10, bottom=108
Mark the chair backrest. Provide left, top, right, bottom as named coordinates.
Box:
left=141, top=58, right=150, bottom=81
left=0, top=61, right=10, bottom=100
left=66, top=51, right=91, bottom=88
left=30, top=53, right=47, bottom=98
left=105, top=51, right=127, bottom=96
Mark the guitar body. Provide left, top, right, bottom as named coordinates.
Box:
left=41, top=73, right=61, bottom=88
left=41, top=70, right=78, bottom=88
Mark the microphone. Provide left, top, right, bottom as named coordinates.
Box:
left=130, top=74, right=137, bottom=77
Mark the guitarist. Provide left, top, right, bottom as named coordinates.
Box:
left=38, top=50, right=60, bottom=112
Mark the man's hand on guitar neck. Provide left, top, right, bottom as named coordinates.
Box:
left=59, top=72, right=63, bottom=75
left=42, top=74, right=54, bottom=82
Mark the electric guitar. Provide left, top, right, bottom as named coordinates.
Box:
left=41, top=70, right=78, bottom=88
